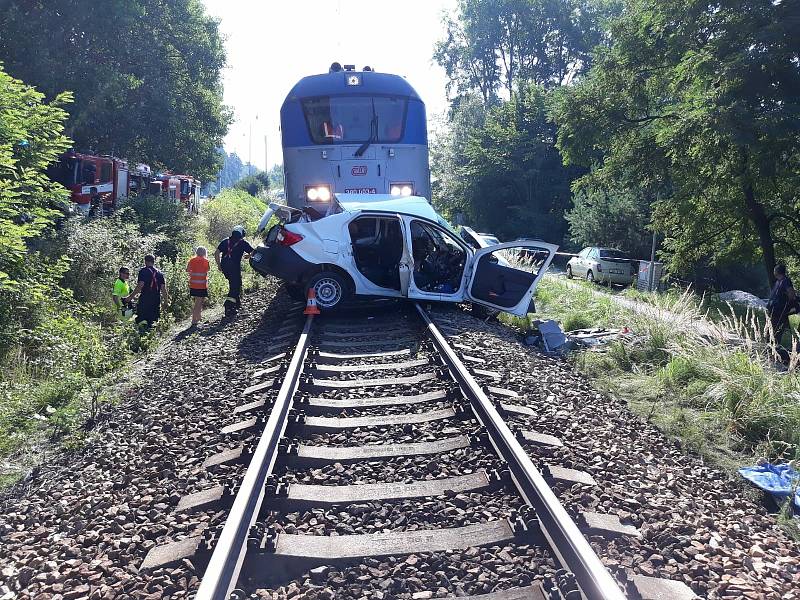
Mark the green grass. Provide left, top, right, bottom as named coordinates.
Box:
left=518, top=278, right=800, bottom=468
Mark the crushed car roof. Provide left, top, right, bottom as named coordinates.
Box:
left=335, top=194, right=443, bottom=222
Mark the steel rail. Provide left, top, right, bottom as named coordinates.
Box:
left=196, top=314, right=315, bottom=600
left=414, top=304, right=626, bottom=600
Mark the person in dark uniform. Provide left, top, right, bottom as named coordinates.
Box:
left=767, top=263, right=797, bottom=347
left=128, top=254, right=168, bottom=328
left=214, top=225, right=253, bottom=317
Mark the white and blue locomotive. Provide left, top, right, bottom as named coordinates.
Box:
left=280, top=63, right=430, bottom=208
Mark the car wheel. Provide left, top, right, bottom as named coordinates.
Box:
left=586, top=270, right=594, bottom=284
left=307, top=271, right=350, bottom=311
left=286, top=284, right=306, bottom=302
left=566, top=265, right=573, bottom=279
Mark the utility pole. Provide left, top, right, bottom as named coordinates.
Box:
left=649, top=231, right=657, bottom=292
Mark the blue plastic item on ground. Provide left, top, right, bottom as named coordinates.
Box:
left=738, top=462, right=800, bottom=510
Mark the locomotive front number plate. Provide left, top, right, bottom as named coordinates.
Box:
left=344, top=187, right=377, bottom=193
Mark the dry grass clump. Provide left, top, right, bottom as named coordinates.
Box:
left=530, top=279, right=800, bottom=463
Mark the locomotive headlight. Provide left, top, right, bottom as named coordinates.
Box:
left=305, top=184, right=332, bottom=202
left=390, top=182, right=414, bottom=197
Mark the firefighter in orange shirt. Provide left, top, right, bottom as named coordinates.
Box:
left=187, top=246, right=210, bottom=328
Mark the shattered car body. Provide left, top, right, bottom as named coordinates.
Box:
left=250, top=194, right=557, bottom=314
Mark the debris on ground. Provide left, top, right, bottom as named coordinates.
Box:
left=739, top=460, right=800, bottom=511
left=717, top=290, right=767, bottom=309
left=522, top=320, right=629, bottom=353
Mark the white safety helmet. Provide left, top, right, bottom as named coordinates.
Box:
left=232, top=225, right=246, bottom=237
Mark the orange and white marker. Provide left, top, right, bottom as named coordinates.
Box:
left=304, top=288, right=321, bottom=315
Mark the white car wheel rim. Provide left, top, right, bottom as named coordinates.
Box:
left=314, top=278, right=342, bottom=308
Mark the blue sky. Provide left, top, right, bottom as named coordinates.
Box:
left=201, top=0, right=457, bottom=169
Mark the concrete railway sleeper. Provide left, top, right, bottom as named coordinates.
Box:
left=141, top=305, right=696, bottom=600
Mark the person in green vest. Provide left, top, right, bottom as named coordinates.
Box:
left=112, top=267, right=133, bottom=319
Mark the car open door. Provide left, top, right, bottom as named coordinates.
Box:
left=465, top=241, right=558, bottom=316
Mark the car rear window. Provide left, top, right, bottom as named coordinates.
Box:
left=599, top=249, right=628, bottom=259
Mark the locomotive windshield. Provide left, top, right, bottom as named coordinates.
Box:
left=302, top=95, right=407, bottom=144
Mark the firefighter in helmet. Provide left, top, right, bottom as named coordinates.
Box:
left=214, top=225, right=253, bottom=317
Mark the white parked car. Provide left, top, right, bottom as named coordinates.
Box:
left=566, top=247, right=636, bottom=285
left=251, top=194, right=557, bottom=314
left=459, top=226, right=501, bottom=249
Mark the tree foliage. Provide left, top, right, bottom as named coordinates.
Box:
left=431, top=0, right=619, bottom=245
left=434, top=85, right=581, bottom=243
left=434, top=0, right=618, bottom=102
left=267, top=163, right=285, bottom=191
left=234, top=171, right=270, bottom=198
left=0, top=0, right=231, bottom=179
left=550, top=0, right=800, bottom=286
left=566, top=177, right=652, bottom=256
left=0, top=66, right=71, bottom=292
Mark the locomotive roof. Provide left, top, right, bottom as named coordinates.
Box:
left=284, top=71, right=422, bottom=101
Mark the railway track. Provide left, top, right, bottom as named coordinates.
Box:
left=142, top=302, right=696, bottom=600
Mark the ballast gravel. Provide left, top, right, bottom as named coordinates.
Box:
left=0, top=279, right=297, bottom=599
left=280, top=446, right=502, bottom=487
left=252, top=545, right=558, bottom=600
left=4, top=287, right=796, bottom=600
left=427, top=306, right=800, bottom=600
left=260, top=488, right=525, bottom=536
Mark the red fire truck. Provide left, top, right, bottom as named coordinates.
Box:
left=154, top=173, right=180, bottom=202
left=129, top=163, right=152, bottom=196
left=154, top=173, right=200, bottom=213
left=49, top=151, right=129, bottom=215
left=175, top=175, right=201, bottom=214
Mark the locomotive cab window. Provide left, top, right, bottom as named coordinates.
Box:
left=303, top=96, right=407, bottom=144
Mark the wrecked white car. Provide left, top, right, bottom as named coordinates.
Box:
left=250, top=194, right=557, bottom=314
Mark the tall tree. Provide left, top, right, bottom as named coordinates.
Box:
left=214, top=149, right=245, bottom=191
left=550, top=0, right=800, bottom=286
left=0, top=65, right=72, bottom=353
left=566, top=177, right=654, bottom=256
left=437, top=84, right=581, bottom=243
left=434, top=0, right=617, bottom=103
left=0, top=66, right=71, bottom=289
left=0, top=0, right=231, bottom=179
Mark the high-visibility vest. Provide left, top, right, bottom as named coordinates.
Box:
left=187, top=256, right=209, bottom=289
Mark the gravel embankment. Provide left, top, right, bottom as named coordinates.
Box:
left=0, top=278, right=295, bottom=599
left=3, top=291, right=796, bottom=600
left=428, top=306, right=800, bottom=600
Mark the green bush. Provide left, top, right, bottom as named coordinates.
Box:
left=202, top=188, right=266, bottom=244
left=124, top=195, right=196, bottom=261
left=0, top=65, right=228, bottom=483
left=56, top=211, right=162, bottom=307
left=234, top=172, right=270, bottom=197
